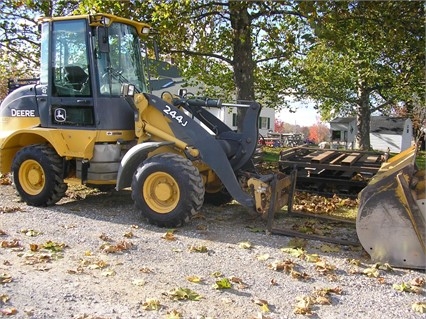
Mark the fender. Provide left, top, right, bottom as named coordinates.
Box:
left=116, top=141, right=174, bottom=190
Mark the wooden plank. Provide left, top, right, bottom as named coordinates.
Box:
left=358, top=154, right=381, bottom=164
left=311, top=151, right=336, bottom=163
left=329, top=153, right=347, bottom=165
left=341, top=153, right=361, bottom=166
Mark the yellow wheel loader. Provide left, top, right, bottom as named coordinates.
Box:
left=1, top=13, right=423, bottom=270
left=0, top=13, right=293, bottom=228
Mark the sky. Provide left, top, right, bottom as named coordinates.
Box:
left=276, top=100, right=322, bottom=127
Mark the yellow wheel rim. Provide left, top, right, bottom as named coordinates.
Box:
left=19, top=159, right=45, bottom=195
left=143, top=172, right=180, bottom=214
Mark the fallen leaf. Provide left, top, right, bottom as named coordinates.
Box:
left=165, top=309, right=183, bottom=318
left=411, top=277, right=425, bottom=287
left=269, top=259, right=294, bottom=273
left=20, top=229, right=42, bottom=237
left=363, top=267, right=380, bottom=278
left=188, top=244, right=208, bottom=253
left=1, top=239, right=20, bottom=248
left=42, top=241, right=66, bottom=252
left=293, top=296, right=313, bottom=315
left=319, top=244, right=340, bottom=253
left=0, top=273, right=12, bottom=284
left=412, top=302, right=426, bottom=313
left=142, top=298, right=161, bottom=310
left=315, top=260, right=336, bottom=275
left=99, top=233, right=111, bottom=242
left=238, top=241, right=253, bottom=249
left=0, top=294, right=10, bottom=304
left=253, top=298, right=270, bottom=313
left=132, top=279, right=145, bottom=286
left=287, top=238, right=307, bottom=248
left=168, top=287, right=202, bottom=301
left=211, top=271, right=222, bottom=278
left=29, top=244, right=40, bottom=252
left=101, top=269, right=116, bottom=277
left=123, top=231, right=134, bottom=238
left=213, top=277, right=232, bottom=289
left=393, top=282, right=422, bottom=294
left=256, top=253, right=270, bottom=261
left=186, top=275, right=203, bottom=283
left=139, top=267, right=152, bottom=273
left=162, top=231, right=176, bottom=241
left=0, top=307, right=18, bottom=315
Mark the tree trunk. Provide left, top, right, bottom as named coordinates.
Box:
left=356, top=84, right=371, bottom=150
left=229, top=2, right=255, bottom=131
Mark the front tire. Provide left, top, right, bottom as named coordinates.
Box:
left=12, top=144, right=67, bottom=206
left=131, top=153, right=204, bottom=227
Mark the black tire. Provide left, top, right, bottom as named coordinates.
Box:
left=11, top=144, right=67, bottom=206
left=131, top=153, right=205, bottom=227
left=204, top=188, right=233, bottom=206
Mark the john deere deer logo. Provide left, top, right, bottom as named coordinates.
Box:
left=54, top=108, right=66, bottom=122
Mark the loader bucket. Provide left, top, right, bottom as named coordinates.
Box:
left=356, top=145, right=425, bottom=269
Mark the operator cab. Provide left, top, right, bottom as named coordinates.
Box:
left=36, top=14, right=150, bottom=130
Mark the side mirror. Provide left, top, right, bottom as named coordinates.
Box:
left=97, top=27, right=109, bottom=53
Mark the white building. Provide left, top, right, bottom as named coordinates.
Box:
left=329, top=116, right=413, bottom=152
left=329, top=117, right=357, bottom=149
left=369, top=116, right=413, bottom=153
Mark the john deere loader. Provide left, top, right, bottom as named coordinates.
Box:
left=1, top=13, right=424, bottom=270
left=0, top=13, right=293, bottom=228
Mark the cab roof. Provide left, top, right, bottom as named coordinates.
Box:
left=38, top=13, right=150, bottom=37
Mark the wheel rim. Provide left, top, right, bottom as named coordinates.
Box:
left=19, top=159, right=45, bottom=195
left=143, top=171, right=180, bottom=213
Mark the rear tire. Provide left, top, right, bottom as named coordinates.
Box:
left=131, top=153, right=204, bottom=227
left=12, top=144, right=67, bottom=206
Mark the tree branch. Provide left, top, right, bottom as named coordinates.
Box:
left=169, top=49, right=232, bottom=65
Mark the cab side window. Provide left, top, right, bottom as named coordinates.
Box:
left=52, top=20, right=91, bottom=97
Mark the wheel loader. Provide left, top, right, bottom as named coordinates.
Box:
left=1, top=13, right=424, bottom=270
left=0, top=13, right=293, bottom=228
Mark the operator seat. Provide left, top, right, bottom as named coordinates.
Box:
left=63, top=65, right=89, bottom=90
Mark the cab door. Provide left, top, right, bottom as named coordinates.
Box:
left=48, top=19, right=95, bottom=129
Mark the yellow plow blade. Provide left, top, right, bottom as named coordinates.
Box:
left=356, top=145, right=425, bottom=269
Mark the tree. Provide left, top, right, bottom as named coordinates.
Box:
left=0, top=0, right=79, bottom=99
left=129, top=1, right=311, bottom=132
left=1, top=1, right=308, bottom=117
left=308, top=122, right=329, bottom=144
left=295, top=1, right=425, bottom=150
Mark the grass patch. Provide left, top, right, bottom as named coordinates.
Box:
left=416, top=151, right=425, bottom=170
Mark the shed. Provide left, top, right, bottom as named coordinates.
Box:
left=329, top=117, right=357, bottom=149
left=370, top=116, right=413, bottom=153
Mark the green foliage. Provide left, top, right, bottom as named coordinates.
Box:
left=0, top=0, right=80, bottom=99
left=416, top=151, right=425, bottom=171
left=295, top=1, right=425, bottom=149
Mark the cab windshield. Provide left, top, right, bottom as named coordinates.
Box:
left=96, top=22, right=148, bottom=95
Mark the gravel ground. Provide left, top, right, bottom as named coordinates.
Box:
left=0, top=184, right=425, bottom=319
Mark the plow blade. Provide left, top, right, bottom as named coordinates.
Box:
left=356, top=146, right=425, bottom=269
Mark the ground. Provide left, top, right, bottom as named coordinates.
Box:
left=0, top=184, right=425, bottom=319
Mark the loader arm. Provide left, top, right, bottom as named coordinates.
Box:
left=180, top=99, right=260, bottom=171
